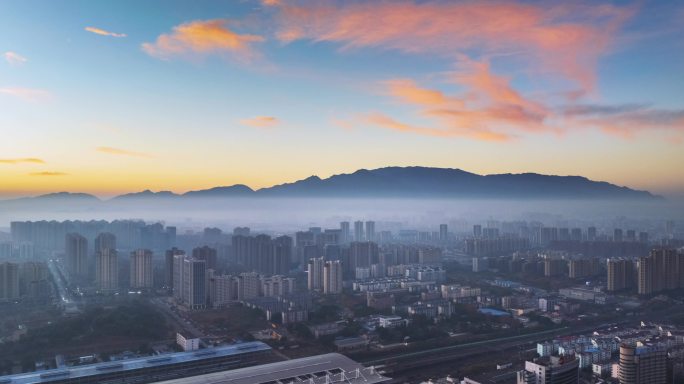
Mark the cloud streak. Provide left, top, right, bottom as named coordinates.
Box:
left=4, top=51, right=27, bottom=66
left=96, top=146, right=152, bottom=158
left=0, top=158, right=45, bottom=164
left=369, top=58, right=554, bottom=141
left=0, top=87, right=51, bottom=102
left=561, top=104, right=684, bottom=138
left=370, top=63, right=684, bottom=142
left=240, top=116, right=279, bottom=128
left=142, top=19, right=264, bottom=61
left=85, top=26, right=126, bottom=38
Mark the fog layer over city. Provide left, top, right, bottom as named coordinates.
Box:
left=1, top=197, right=682, bottom=232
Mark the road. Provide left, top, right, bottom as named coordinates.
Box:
left=47, top=259, right=80, bottom=314
left=150, top=297, right=204, bottom=339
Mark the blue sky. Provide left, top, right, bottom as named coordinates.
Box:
left=0, top=0, right=683, bottom=197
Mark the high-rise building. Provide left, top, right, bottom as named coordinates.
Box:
left=570, top=228, right=582, bottom=242
left=233, top=226, right=250, bottom=236
left=182, top=258, right=207, bottom=310
left=192, top=246, right=218, bottom=271
left=340, top=221, right=350, bottom=244
left=232, top=234, right=292, bottom=275
left=473, top=224, right=483, bottom=238
left=439, top=224, right=448, bottom=242
left=517, top=354, right=579, bottom=384
left=323, top=260, right=343, bottom=294
left=354, top=221, right=364, bottom=242
left=637, top=248, right=683, bottom=295
left=0, top=241, right=12, bottom=260
left=665, top=220, right=675, bottom=237
left=173, top=253, right=186, bottom=301
left=568, top=258, right=599, bottom=279
left=625, top=230, right=636, bottom=242
left=307, top=257, right=324, bottom=291
left=619, top=343, right=666, bottom=384
left=130, top=249, right=154, bottom=289
left=95, top=248, right=118, bottom=291
left=165, top=248, right=185, bottom=289
left=365, top=221, right=375, bottom=242
left=95, top=232, right=117, bottom=253
left=65, top=233, right=88, bottom=282
left=607, top=258, right=635, bottom=292
left=544, top=258, right=565, bottom=277
left=0, top=262, right=20, bottom=300
left=18, top=242, right=34, bottom=260
left=350, top=242, right=378, bottom=270
left=271, top=236, right=292, bottom=275
left=236, top=272, right=261, bottom=300
left=587, top=227, right=597, bottom=241
left=614, top=228, right=624, bottom=242
left=209, top=272, right=236, bottom=307
left=202, top=227, right=222, bottom=243
left=20, top=261, right=50, bottom=298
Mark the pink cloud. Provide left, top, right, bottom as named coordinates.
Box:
left=273, top=1, right=634, bottom=92
left=0, top=87, right=51, bottom=102
left=4, top=51, right=27, bottom=66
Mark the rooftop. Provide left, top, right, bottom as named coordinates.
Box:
left=154, top=353, right=390, bottom=384
left=0, top=342, right=271, bottom=384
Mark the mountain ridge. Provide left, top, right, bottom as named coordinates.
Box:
left=0, top=166, right=660, bottom=202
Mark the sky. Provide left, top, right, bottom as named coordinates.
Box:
left=1, top=0, right=683, bottom=199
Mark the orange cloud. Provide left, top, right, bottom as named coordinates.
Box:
left=371, top=58, right=553, bottom=141
left=261, top=0, right=282, bottom=6
left=274, top=1, right=633, bottom=92
left=384, top=79, right=458, bottom=107
left=240, top=116, right=279, bottom=128
left=0, top=158, right=45, bottom=164
left=371, top=61, right=684, bottom=142
left=0, top=87, right=51, bottom=102
left=367, top=113, right=511, bottom=142
left=96, top=146, right=152, bottom=158
left=4, top=51, right=27, bottom=66
left=142, top=19, right=264, bottom=61
left=29, top=172, right=68, bottom=176
left=85, top=26, right=126, bottom=38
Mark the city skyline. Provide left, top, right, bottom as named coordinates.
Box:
left=1, top=0, right=684, bottom=198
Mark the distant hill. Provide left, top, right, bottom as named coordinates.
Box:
left=0, top=167, right=659, bottom=206
left=183, top=185, right=254, bottom=198
left=253, top=166, right=658, bottom=199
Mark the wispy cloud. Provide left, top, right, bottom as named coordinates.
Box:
left=240, top=116, right=279, bottom=128
left=561, top=103, right=684, bottom=139
left=370, top=60, right=684, bottom=142
left=85, top=26, right=126, bottom=38
left=273, top=1, right=633, bottom=93
left=96, top=146, right=152, bottom=158
left=369, top=58, right=552, bottom=141
left=0, top=87, right=51, bottom=102
left=0, top=158, right=45, bottom=164
left=29, top=171, right=68, bottom=176
left=367, top=113, right=512, bottom=142
left=4, top=51, right=27, bottom=66
left=142, top=19, right=264, bottom=61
